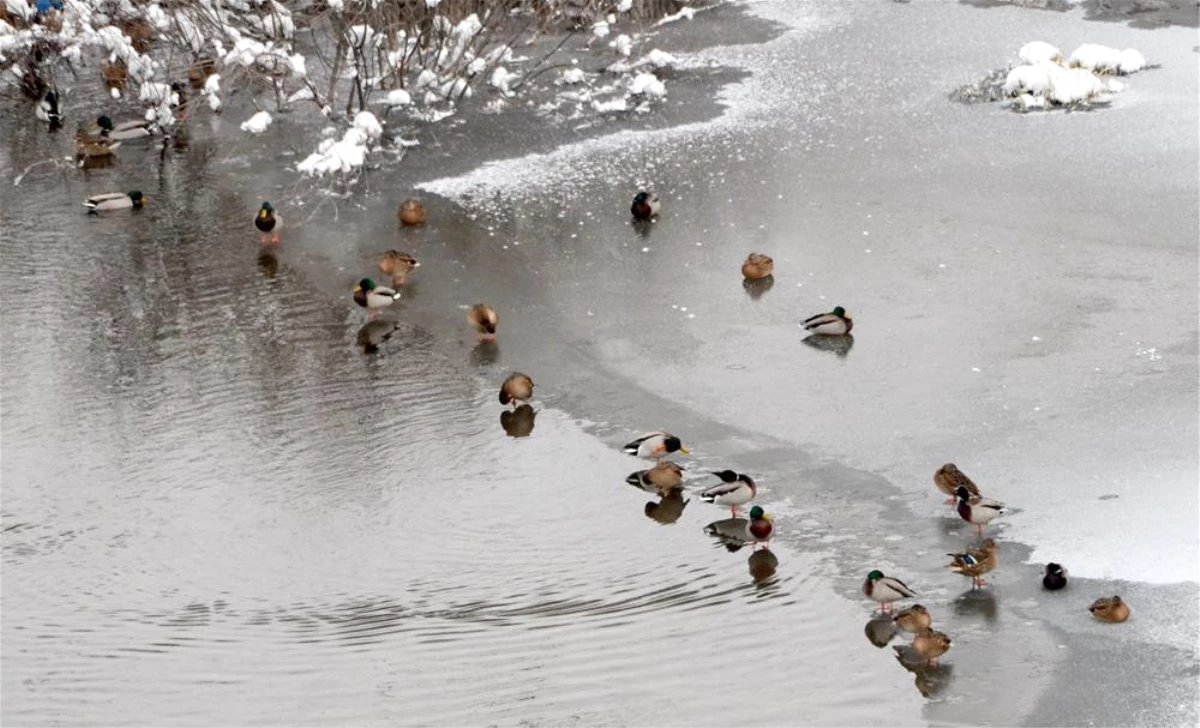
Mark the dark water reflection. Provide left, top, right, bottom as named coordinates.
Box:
left=470, top=338, right=501, bottom=366
left=801, top=333, right=855, bottom=358
left=743, top=275, right=774, bottom=299
left=954, top=587, right=999, bottom=622
left=643, top=487, right=689, bottom=524
left=499, top=403, right=537, bottom=437
left=865, top=615, right=899, bottom=648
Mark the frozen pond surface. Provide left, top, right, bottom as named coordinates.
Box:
left=2, top=1, right=1197, bottom=726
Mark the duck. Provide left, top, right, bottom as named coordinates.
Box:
left=1042, top=563, right=1068, bottom=591
left=1088, top=596, right=1129, bottom=623
left=748, top=505, right=773, bottom=542
left=255, top=202, right=281, bottom=244
left=83, top=191, right=146, bottom=212
left=467, top=303, right=498, bottom=340
left=397, top=198, right=426, bottom=226
left=95, top=114, right=156, bottom=140
left=35, top=89, right=61, bottom=129
left=947, top=538, right=998, bottom=588
left=741, top=253, right=774, bottom=280
left=893, top=604, right=932, bottom=634
left=100, top=58, right=127, bottom=96
left=622, top=432, right=689, bottom=459
left=802, top=306, right=853, bottom=336
left=626, top=460, right=684, bottom=494
left=378, top=251, right=419, bottom=286
left=863, top=570, right=916, bottom=613
left=499, top=372, right=534, bottom=407
left=934, top=463, right=981, bottom=505
left=908, top=628, right=952, bottom=667
left=956, top=486, right=1005, bottom=536
left=74, top=129, right=120, bottom=159
left=630, top=191, right=660, bottom=221
left=352, top=278, right=401, bottom=319
left=700, top=470, right=757, bottom=516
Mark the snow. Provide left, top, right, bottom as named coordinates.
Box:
left=592, top=97, right=628, bottom=113
left=289, top=53, right=307, bottom=78
left=655, top=6, right=696, bottom=26
left=640, top=49, right=679, bottom=70
left=629, top=72, right=666, bottom=99
left=352, top=110, right=383, bottom=141
left=490, top=67, right=514, bottom=97
left=297, top=128, right=369, bottom=176
left=561, top=68, right=586, bottom=85
left=204, top=74, right=221, bottom=95
left=612, top=34, right=633, bottom=58
left=288, top=87, right=315, bottom=103
left=240, top=110, right=273, bottom=134
left=1003, top=63, right=1053, bottom=97
left=376, top=88, right=412, bottom=107
left=592, top=21, right=610, bottom=40
left=1018, top=41, right=1061, bottom=66
left=1069, top=43, right=1146, bottom=75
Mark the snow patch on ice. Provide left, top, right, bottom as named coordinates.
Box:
left=241, top=110, right=273, bottom=134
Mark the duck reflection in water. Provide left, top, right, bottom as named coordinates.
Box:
left=357, top=320, right=400, bottom=355
left=470, top=339, right=500, bottom=367
left=748, top=547, right=778, bottom=584
left=801, top=333, right=854, bottom=358
left=953, top=586, right=998, bottom=622
left=644, top=487, right=689, bottom=525
left=500, top=404, right=536, bottom=438
left=742, top=276, right=774, bottom=300
left=864, top=615, right=899, bottom=648
left=257, top=249, right=279, bottom=279
left=893, top=643, right=955, bottom=699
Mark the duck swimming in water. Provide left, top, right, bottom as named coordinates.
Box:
left=255, top=202, right=281, bottom=244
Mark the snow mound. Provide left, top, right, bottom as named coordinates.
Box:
left=1068, top=43, right=1146, bottom=75
left=352, top=110, right=383, bottom=141
left=629, top=72, right=666, bottom=99
left=376, top=88, right=412, bottom=107
left=241, top=110, right=273, bottom=134
left=561, top=67, right=586, bottom=85
left=1018, top=41, right=1062, bottom=66
left=297, top=128, right=369, bottom=176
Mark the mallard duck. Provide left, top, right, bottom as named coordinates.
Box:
left=95, top=115, right=156, bottom=140
left=499, top=372, right=534, bottom=407
left=623, top=432, right=689, bottom=459
left=187, top=57, right=216, bottom=89
left=626, top=460, right=684, bottom=494
left=36, top=89, right=61, bottom=129
left=1043, top=563, right=1068, bottom=591
left=398, top=198, right=426, bottom=226
left=909, top=628, right=952, bottom=667
left=947, top=538, right=998, bottom=588
left=353, top=278, right=401, bottom=319
left=1088, top=596, right=1129, bottom=623
left=700, top=470, right=757, bottom=515
left=467, top=303, right=498, bottom=340
left=645, top=488, right=689, bottom=525
left=956, top=486, right=1005, bottom=535
left=100, top=58, right=127, bottom=96
left=378, top=251, right=419, bottom=286
left=83, top=191, right=146, bottom=212
left=255, top=202, right=281, bottom=244
left=802, top=306, right=853, bottom=335
left=934, top=463, right=981, bottom=505
left=748, top=505, right=773, bottom=542
left=893, top=604, right=932, bottom=634
left=630, top=191, right=660, bottom=221
left=500, top=403, right=536, bottom=437
left=75, top=129, right=120, bottom=159
left=741, top=253, right=774, bottom=280
left=863, top=570, right=916, bottom=613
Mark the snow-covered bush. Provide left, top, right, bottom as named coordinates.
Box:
left=996, top=41, right=1149, bottom=112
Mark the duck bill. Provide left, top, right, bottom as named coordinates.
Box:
left=679, top=446, right=690, bottom=455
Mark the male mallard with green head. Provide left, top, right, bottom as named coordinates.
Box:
left=947, top=538, right=998, bottom=588
left=956, top=486, right=1005, bottom=536
left=499, top=372, right=534, bottom=407
left=467, top=303, right=498, bottom=341
left=1089, top=596, right=1130, bottom=623
left=83, top=191, right=146, bottom=212
left=700, top=470, right=757, bottom=516
left=934, top=463, right=980, bottom=505
left=623, top=432, right=689, bottom=460
left=352, top=278, right=401, bottom=319
left=893, top=604, right=932, bottom=634
left=802, top=306, right=853, bottom=336
left=255, top=202, right=281, bottom=244
left=630, top=191, right=660, bottom=221
left=863, top=570, right=916, bottom=613
left=741, top=253, right=774, bottom=280
left=748, top=505, right=773, bottom=543
left=378, top=251, right=419, bottom=286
